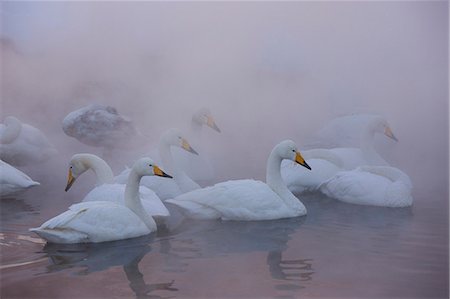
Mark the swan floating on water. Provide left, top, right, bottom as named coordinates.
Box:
left=116, top=128, right=200, bottom=200
left=30, top=157, right=172, bottom=244
left=166, top=140, right=311, bottom=221
left=0, top=116, right=57, bottom=166
left=62, top=104, right=142, bottom=152
left=282, top=116, right=398, bottom=194
left=173, top=108, right=221, bottom=184
left=319, top=166, right=413, bottom=207
left=0, top=160, right=40, bottom=197
left=64, top=153, right=170, bottom=221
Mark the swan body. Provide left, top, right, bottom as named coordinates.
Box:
left=173, top=108, right=221, bottom=183
left=30, top=157, right=172, bottom=244
left=0, top=160, right=40, bottom=196
left=0, top=116, right=57, bottom=166
left=65, top=154, right=169, bottom=219
left=319, top=166, right=413, bottom=207
left=282, top=116, right=398, bottom=194
left=116, top=128, right=200, bottom=200
left=166, top=140, right=311, bottom=221
left=62, top=104, right=140, bottom=149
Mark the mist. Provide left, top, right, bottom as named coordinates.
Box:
left=1, top=1, right=448, bottom=194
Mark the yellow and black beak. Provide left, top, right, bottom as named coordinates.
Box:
left=206, top=115, right=221, bottom=133
left=153, top=166, right=173, bottom=178
left=181, top=138, right=199, bottom=155
left=65, top=169, right=76, bottom=192
left=295, top=151, right=311, bottom=170
left=384, top=126, right=398, bottom=142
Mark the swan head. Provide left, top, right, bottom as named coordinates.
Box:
left=192, top=108, right=221, bottom=133
left=65, top=153, right=98, bottom=191
left=161, top=128, right=199, bottom=155
left=276, top=140, right=311, bottom=170
left=132, top=157, right=173, bottom=178
left=370, top=117, right=398, bottom=142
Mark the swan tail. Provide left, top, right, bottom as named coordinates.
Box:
left=166, top=199, right=221, bottom=220
left=29, top=227, right=89, bottom=244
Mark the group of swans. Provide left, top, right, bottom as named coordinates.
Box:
left=30, top=157, right=173, bottom=244
left=30, top=140, right=311, bottom=243
left=282, top=114, right=412, bottom=207
left=0, top=116, right=55, bottom=196
left=3, top=108, right=411, bottom=245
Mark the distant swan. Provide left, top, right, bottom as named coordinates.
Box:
left=173, top=108, right=221, bottom=183
left=319, top=166, right=413, bottom=207
left=62, top=104, right=142, bottom=154
left=282, top=116, right=398, bottom=193
left=0, top=160, right=40, bottom=197
left=0, top=116, right=57, bottom=166
left=30, top=158, right=172, bottom=244
left=305, top=114, right=398, bottom=149
left=166, top=140, right=311, bottom=221
left=116, top=128, right=200, bottom=200
left=65, top=153, right=170, bottom=221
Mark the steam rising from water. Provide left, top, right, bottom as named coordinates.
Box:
left=1, top=2, right=448, bottom=192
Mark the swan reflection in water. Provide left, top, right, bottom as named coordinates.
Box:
left=41, top=235, right=178, bottom=299
left=159, top=216, right=314, bottom=292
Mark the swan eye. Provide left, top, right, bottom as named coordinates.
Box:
left=292, top=149, right=296, bottom=152
left=148, top=164, right=152, bottom=167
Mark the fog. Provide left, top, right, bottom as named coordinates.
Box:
left=1, top=1, right=448, bottom=194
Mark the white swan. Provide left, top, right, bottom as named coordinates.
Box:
left=305, top=114, right=398, bottom=149
left=319, top=166, right=413, bottom=207
left=0, top=116, right=57, bottom=166
left=30, top=158, right=173, bottom=244
left=64, top=153, right=170, bottom=220
left=166, top=140, right=311, bottom=221
left=62, top=104, right=142, bottom=151
left=282, top=116, right=398, bottom=194
left=116, top=128, right=200, bottom=200
left=173, top=108, right=221, bottom=183
left=0, top=160, right=40, bottom=197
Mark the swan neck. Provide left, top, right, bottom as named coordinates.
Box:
left=125, top=170, right=155, bottom=229
left=159, top=141, right=178, bottom=176
left=83, top=155, right=114, bottom=185
left=266, top=150, right=304, bottom=213
left=0, top=117, right=22, bottom=144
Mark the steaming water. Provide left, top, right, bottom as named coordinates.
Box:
left=1, top=167, right=448, bottom=299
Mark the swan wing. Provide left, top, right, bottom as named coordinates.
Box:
left=0, top=160, right=39, bottom=196
left=30, top=201, right=151, bottom=244
left=82, top=184, right=170, bottom=218
left=167, top=180, right=291, bottom=221
left=320, top=167, right=412, bottom=207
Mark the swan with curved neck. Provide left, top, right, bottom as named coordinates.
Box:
left=0, top=116, right=57, bottom=166
left=282, top=116, right=398, bottom=194
left=166, top=140, right=311, bottom=221
left=0, top=160, right=40, bottom=197
left=30, top=157, right=172, bottom=244
left=65, top=153, right=170, bottom=221
left=116, top=128, right=200, bottom=200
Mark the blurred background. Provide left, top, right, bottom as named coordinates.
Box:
left=1, top=1, right=448, bottom=190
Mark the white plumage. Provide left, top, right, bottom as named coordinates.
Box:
left=30, top=157, right=172, bottom=244
left=0, top=116, right=57, bottom=166
left=166, top=140, right=311, bottom=221
left=0, top=160, right=40, bottom=197
left=282, top=115, right=398, bottom=194
left=65, top=154, right=170, bottom=220
left=116, top=128, right=200, bottom=200
left=319, top=166, right=413, bottom=207
left=62, top=104, right=141, bottom=149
